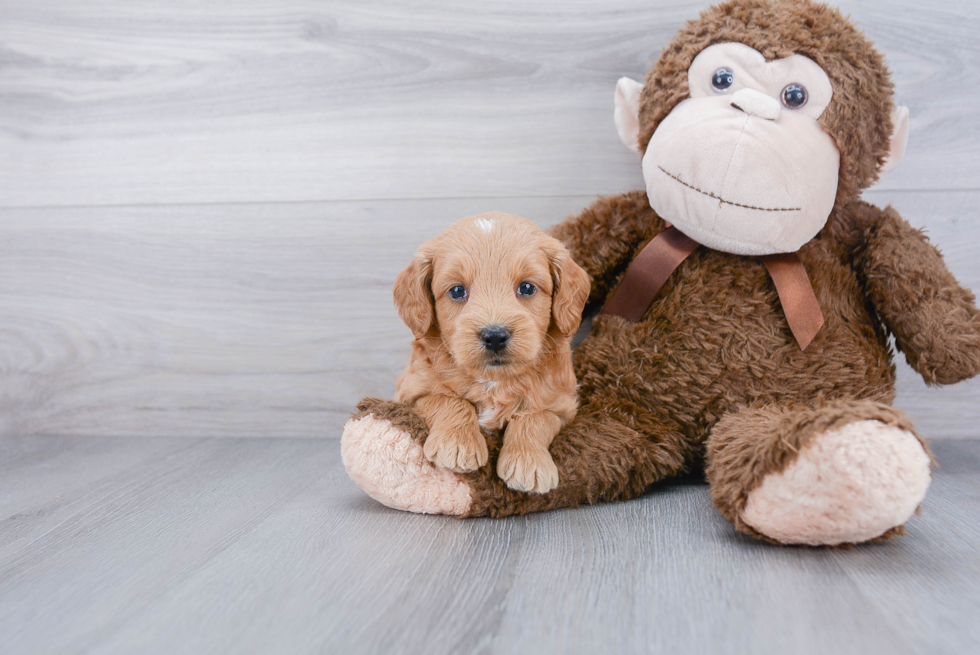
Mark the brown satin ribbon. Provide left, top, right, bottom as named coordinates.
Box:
left=599, top=226, right=824, bottom=350
left=760, top=253, right=825, bottom=350
left=599, top=226, right=700, bottom=321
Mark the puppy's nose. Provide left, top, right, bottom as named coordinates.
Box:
left=480, top=326, right=511, bottom=352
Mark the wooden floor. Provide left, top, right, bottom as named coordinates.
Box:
left=0, top=436, right=978, bottom=654
left=2, top=1, right=980, bottom=653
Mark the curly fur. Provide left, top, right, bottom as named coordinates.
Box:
left=392, top=213, right=590, bottom=491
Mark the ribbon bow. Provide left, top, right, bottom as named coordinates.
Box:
left=599, top=226, right=824, bottom=350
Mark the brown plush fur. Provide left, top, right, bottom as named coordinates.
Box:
left=392, top=213, right=590, bottom=491
left=354, top=397, right=429, bottom=445
left=353, top=0, right=980, bottom=542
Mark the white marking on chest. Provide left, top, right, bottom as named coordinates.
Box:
left=474, top=377, right=499, bottom=393
left=478, top=405, right=498, bottom=429
left=474, top=218, right=495, bottom=233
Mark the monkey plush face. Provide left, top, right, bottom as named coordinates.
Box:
left=642, top=43, right=838, bottom=255
left=613, top=0, right=911, bottom=256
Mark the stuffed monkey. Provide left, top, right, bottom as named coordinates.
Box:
left=343, top=0, right=980, bottom=545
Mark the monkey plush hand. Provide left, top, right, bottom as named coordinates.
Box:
left=342, top=0, right=980, bottom=545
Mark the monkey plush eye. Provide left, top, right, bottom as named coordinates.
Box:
left=448, top=285, right=467, bottom=301
left=781, top=83, right=808, bottom=109
left=517, top=282, right=537, bottom=297
left=711, top=68, right=734, bottom=92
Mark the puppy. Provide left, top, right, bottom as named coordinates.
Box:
left=392, top=212, right=590, bottom=493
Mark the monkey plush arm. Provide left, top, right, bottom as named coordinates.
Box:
left=852, top=203, right=980, bottom=385
left=548, top=190, right=665, bottom=310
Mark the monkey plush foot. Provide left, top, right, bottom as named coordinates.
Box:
left=341, top=400, right=473, bottom=516
left=741, top=419, right=931, bottom=545
left=707, top=401, right=933, bottom=546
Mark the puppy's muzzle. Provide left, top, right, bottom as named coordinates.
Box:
left=480, top=326, right=511, bottom=353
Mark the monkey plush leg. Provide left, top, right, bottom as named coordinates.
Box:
left=705, top=400, right=933, bottom=546
left=342, top=399, right=473, bottom=515
left=469, top=407, right=688, bottom=517
left=343, top=398, right=689, bottom=517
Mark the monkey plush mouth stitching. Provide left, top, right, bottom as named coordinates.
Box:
left=657, top=166, right=801, bottom=213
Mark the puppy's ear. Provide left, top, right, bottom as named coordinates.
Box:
left=393, top=249, right=436, bottom=339
left=546, top=240, right=591, bottom=339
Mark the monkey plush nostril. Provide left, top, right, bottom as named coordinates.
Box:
left=480, top=326, right=511, bottom=352
left=730, top=88, right=781, bottom=120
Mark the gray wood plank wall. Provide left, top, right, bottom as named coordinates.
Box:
left=2, top=0, right=979, bottom=439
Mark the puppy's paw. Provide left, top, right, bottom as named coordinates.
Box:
left=423, top=424, right=489, bottom=473
left=497, top=444, right=559, bottom=494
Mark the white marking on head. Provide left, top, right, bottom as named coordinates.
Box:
left=474, top=218, right=495, bottom=234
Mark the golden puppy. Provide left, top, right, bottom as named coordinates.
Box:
left=392, top=212, right=590, bottom=493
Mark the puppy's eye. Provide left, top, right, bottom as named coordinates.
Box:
left=448, top=285, right=467, bottom=301
left=517, top=282, right=536, bottom=297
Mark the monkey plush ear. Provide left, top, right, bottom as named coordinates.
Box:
left=393, top=251, right=435, bottom=339
left=614, top=77, right=644, bottom=154
left=879, top=105, right=910, bottom=177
